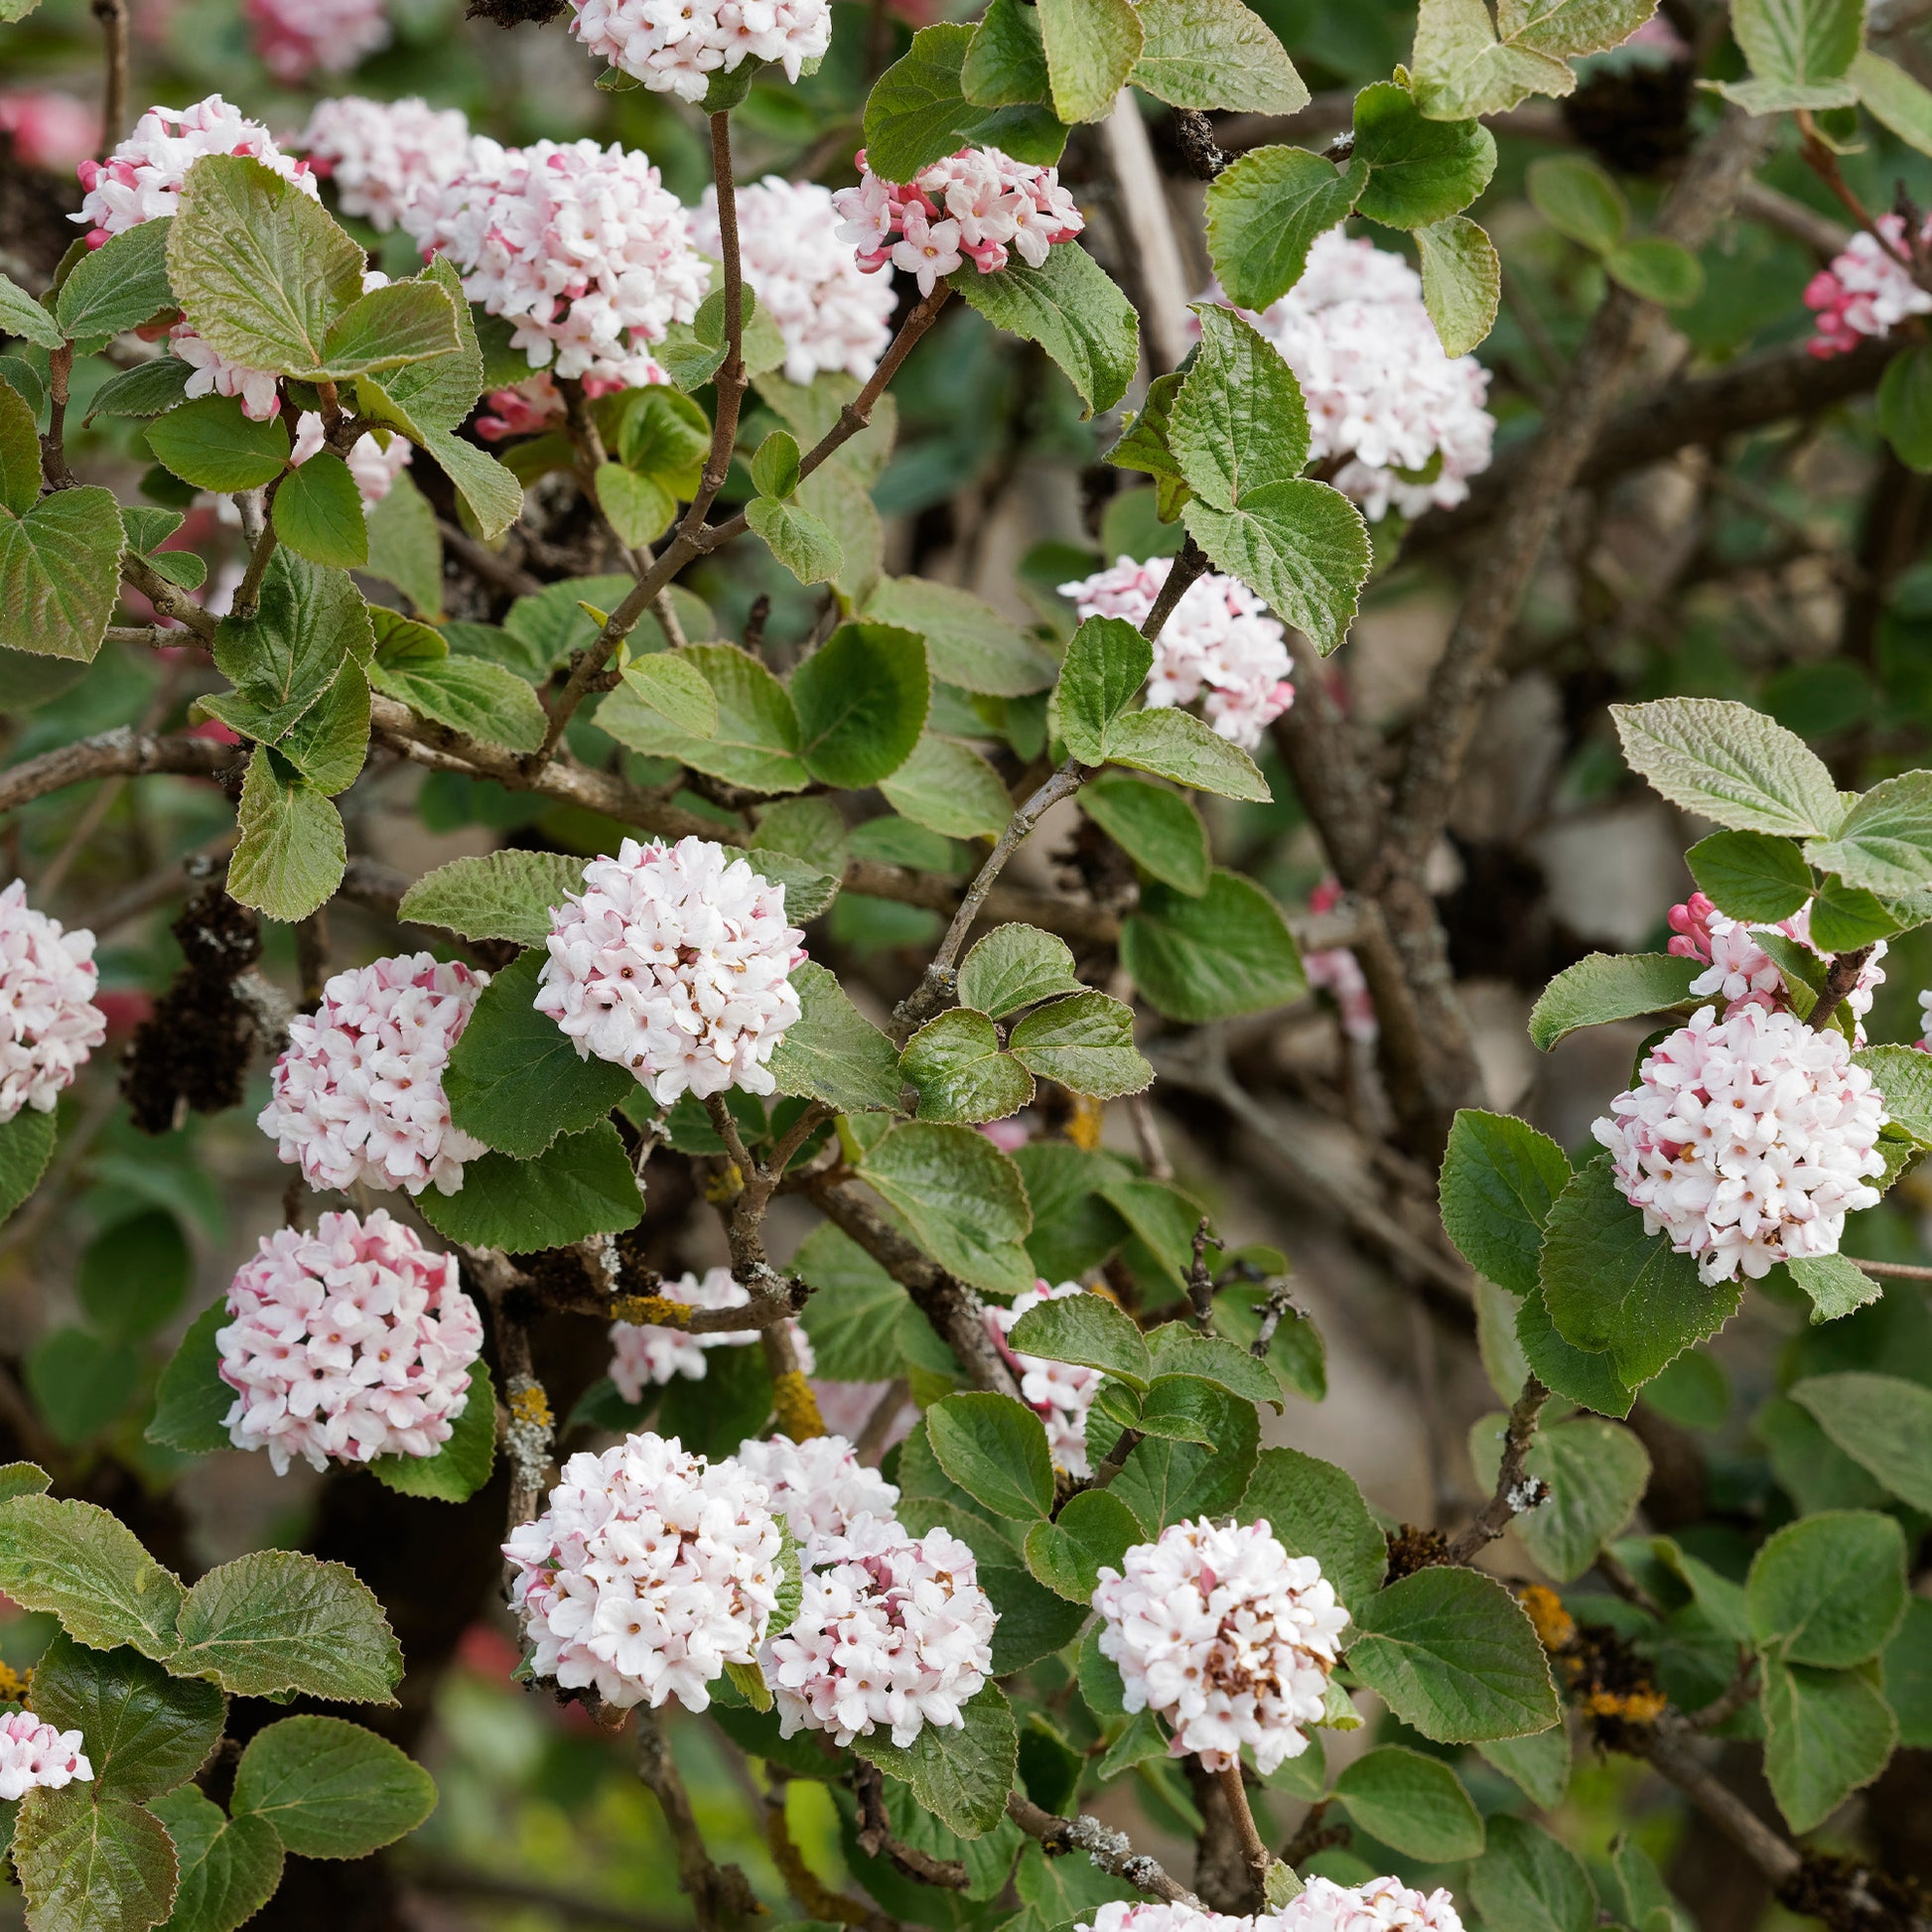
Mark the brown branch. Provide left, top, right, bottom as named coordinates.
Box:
left=1444, top=1375, right=1551, bottom=1564
left=1, top=726, right=242, bottom=816
left=1006, top=1793, right=1203, bottom=1908
left=123, top=554, right=219, bottom=639
left=634, top=1709, right=760, bottom=1932
left=1685, top=1651, right=1760, bottom=1732
left=1808, top=945, right=1873, bottom=1034
left=1214, top=1763, right=1273, bottom=1907
left=853, top=1762, right=968, bottom=1889
left=1853, top=1257, right=1932, bottom=1279
left=1632, top=1725, right=1801, bottom=1887
left=439, top=519, right=542, bottom=599
left=401, top=1858, right=689, bottom=1932
left=91, top=0, right=128, bottom=155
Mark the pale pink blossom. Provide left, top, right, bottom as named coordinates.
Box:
left=0, top=92, right=99, bottom=174
left=1261, top=1876, right=1466, bottom=1932
left=986, top=1282, right=1103, bottom=1479
left=301, top=95, right=471, bottom=234
left=1304, top=878, right=1376, bottom=1041
left=565, top=0, right=830, bottom=101
left=0, top=880, right=106, bottom=1125
left=1806, top=214, right=1932, bottom=358
left=0, top=1714, right=92, bottom=1801
left=732, top=1431, right=898, bottom=1544
left=246, top=0, right=390, bottom=84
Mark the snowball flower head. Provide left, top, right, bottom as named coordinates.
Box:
left=1080, top=1905, right=1246, bottom=1932
left=503, top=1432, right=782, bottom=1711
left=1059, top=555, right=1293, bottom=750
left=1806, top=214, right=1932, bottom=357
left=246, top=0, right=390, bottom=85
left=291, top=413, right=411, bottom=507
left=1092, top=1516, right=1348, bottom=1773
left=1592, top=1002, right=1888, bottom=1285
left=1261, top=1875, right=1465, bottom=1932
left=608, top=1266, right=815, bottom=1394
left=258, top=953, right=488, bottom=1196
left=759, top=1514, right=996, bottom=1745
left=1666, top=892, right=1885, bottom=1047
left=409, top=139, right=710, bottom=388
left=301, top=95, right=472, bottom=233
left=536, top=837, right=806, bottom=1107
left=691, top=178, right=896, bottom=385
left=0, top=880, right=105, bottom=1125
left=1216, top=228, right=1495, bottom=520
left=986, top=1282, right=1105, bottom=1479
left=733, top=1431, right=898, bottom=1545
left=832, top=144, right=1084, bottom=295
left=566, top=0, right=830, bottom=101
left=217, top=1208, right=484, bottom=1474
left=0, top=1713, right=92, bottom=1801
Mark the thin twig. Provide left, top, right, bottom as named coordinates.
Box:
left=1006, top=1793, right=1203, bottom=1907
left=91, top=0, right=129, bottom=156
left=1214, top=1763, right=1274, bottom=1905
left=1444, top=1375, right=1550, bottom=1565
left=634, top=1709, right=759, bottom=1932
left=1809, top=945, right=1873, bottom=1034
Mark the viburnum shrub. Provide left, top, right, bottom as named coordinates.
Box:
left=10, top=0, right=1932, bottom=1917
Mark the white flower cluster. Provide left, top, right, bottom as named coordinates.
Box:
left=733, top=1430, right=897, bottom=1543
left=1092, top=1517, right=1348, bottom=1773
left=1082, top=1905, right=1245, bottom=1932
left=218, top=1208, right=485, bottom=1474
left=405, top=139, right=710, bottom=389
left=301, top=94, right=472, bottom=234
left=1593, top=1002, right=1888, bottom=1285
left=608, top=1265, right=815, bottom=1395
left=1079, top=1876, right=1464, bottom=1932
left=291, top=413, right=413, bottom=508
left=691, top=178, right=897, bottom=385
left=245, top=0, right=390, bottom=85
left=985, top=1281, right=1104, bottom=1479
left=1225, top=227, right=1495, bottom=521
left=0, top=881, right=105, bottom=1126
left=565, top=0, right=830, bottom=101
left=258, top=953, right=488, bottom=1197
left=0, top=1714, right=92, bottom=1801
left=760, top=1513, right=996, bottom=1745
left=1805, top=213, right=1932, bottom=356
left=1059, top=556, right=1293, bottom=750
left=503, top=1432, right=783, bottom=1710
left=536, top=837, right=805, bottom=1106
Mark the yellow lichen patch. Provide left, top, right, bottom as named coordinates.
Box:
left=1066, top=1093, right=1104, bottom=1151
left=706, top=1162, right=745, bottom=1204
left=611, top=1294, right=693, bottom=1328
left=1519, top=1584, right=1578, bottom=1653
left=508, top=1381, right=554, bottom=1432
left=771, top=1369, right=824, bottom=1442
left=1580, top=1687, right=1668, bottom=1724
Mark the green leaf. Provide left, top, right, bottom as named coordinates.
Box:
left=1805, top=769, right=1932, bottom=896
left=880, top=735, right=1017, bottom=839
left=414, top=426, right=523, bottom=540
left=958, top=925, right=1085, bottom=1019
left=1476, top=1726, right=1571, bottom=1811
left=1852, top=48, right=1932, bottom=155
left=1203, top=147, right=1359, bottom=314
left=251, top=657, right=368, bottom=796
left=1791, top=1371, right=1932, bottom=1511
left=1415, top=214, right=1501, bottom=355
left=86, top=357, right=195, bottom=427
left=964, top=0, right=1050, bottom=102
left=614, top=657, right=715, bottom=750
left=1746, top=1510, right=1907, bottom=1667
left=1333, top=1746, right=1484, bottom=1863
left=1009, top=1289, right=1151, bottom=1389
left=1410, top=0, right=1656, bottom=119
left=1760, top=1658, right=1896, bottom=1835
left=901, top=1009, right=1035, bottom=1124
left=29, top=1636, right=224, bottom=1801
left=1024, top=1488, right=1143, bottom=1600
left=1057, top=616, right=1152, bottom=765
left=1184, top=481, right=1367, bottom=659
left=270, top=454, right=367, bottom=569
left=864, top=578, right=1056, bottom=696
left=79, top=1208, right=190, bottom=1338
left=363, top=256, right=483, bottom=438
left=1239, top=1445, right=1386, bottom=1613
left=1439, top=1109, right=1572, bottom=1297
left=1080, top=776, right=1208, bottom=894
left=0, top=272, right=64, bottom=349
left=1526, top=952, right=1700, bottom=1051
left=769, top=960, right=904, bottom=1114
left=948, top=245, right=1139, bottom=419
left=211, top=551, right=372, bottom=743
left=232, top=1717, right=435, bottom=1859
left=1786, top=1252, right=1882, bottom=1322
left=398, top=851, right=585, bottom=948
left=26, top=1330, right=143, bottom=1449
left=150, top=1789, right=282, bottom=1932
left=368, top=1361, right=496, bottom=1503
left=361, top=469, right=443, bottom=617
left=590, top=467, right=674, bottom=551
left=1172, top=305, right=1311, bottom=509
left=417, top=1124, right=643, bottom=1252
left=0, top=377, right=40, bottom=517
left=1345, top=1567, right=1560, bottom=1742
left=1351, top=82, right=1496, bottom=230
left=147, top=1304, right=233, bottom=1456
left=1720, top=0, right=1862, bottom=110
left=55, top=221, right=175, bottom=347
left=856, top=1682, right=1018, bottom=1838
left=1104, top=709, right=1271, bottom=802
left=1603, top=236, right=1704, bottom=308
left=170, top=1550, right=401, bottom=1704
left=864, top=25, right=1069, bottom=182
left=1146, top=1323, right=1280, bottom=1406
left=1130, top=0, right=1308, bottom=110
left=0, top=1105, right=56, bottom=1222
left=747, top=495, right=845, bottom=587
left=1468, top=1414, right=1648, bottom=1583
left=598, top=642, right=808, bottom=794
left=227, top=749, right=345, bottom=923
left=1611, top=697, right=1845, bottom=839
left=13, top=1789, right=179, bottom=1932
left=0, top=487, right=125, bottom=662
left=790, top=622, right=928, bottom=788
left=620, top=385, right=710, bottom=486
left=0, top=1495, right=183, bottom=1659
left=318, top=279, right=461, bottom=379
left=1009, top=992, right=1153, bottom=1098
left=1122, top=870, right=1307, bottom=1022
left=860, top=1122, right=1035, bottom=1294
left=1466, top=1816, right=1595, bottom=1932
left=1526, top=154, right=1627, bottom=250
left=366, top=632, right=546, bottom=756
left=169, top=156, right=366, bottom=378
left=1111, top=1383, right=1259, bottom=1529
left=147, top=397, right=292, bottom=494
left=1685, top=828, right=1813, bottom=920
left=927, top=1393, right=1054, bottom=1519
left=794, top=1228, right=921, bottom=1379
left=1883, top=1597, right=1932, bottom=1747
left=1037, top=0, right=1144, bottom=123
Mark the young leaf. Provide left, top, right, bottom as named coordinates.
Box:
left=1785, top=1251, right=1882, bottom=1322
left=901, top=1009, right=1035, bottom=1123
left=595, top=464, right=676, bottom=548
left=1240, top=1446, right=1386, bottom=1613
left=1438, top=1109, right=1572, bottom=1297
left=1129, top=0, right=1309, bottom=112
left=790, top=622, right=929, bottom=788
left=1184, top=480, right=1368, bottom=658
left=958, top=925, right=1086, bottom=1019
left=1610, top=697, right=1845, bottom=839
left=150, top=1785, right=284, bottom=1932
left=865, top=25, right=1069, bottom=183
left=1333, top=1747, right=1485, bottom=1863
left=0, top=486, right=125, bottom=663
left=752, top=429, right=803, bottom=501
left=927, top=1393, right=1055, bottom=1519
left=1203, top=147, right=1359, bottom=314
left=1716, top=0, right=1862, bottom=111
left=1122, top=871, right=1306, bottom=1022
left=366, top=628, right=547, bottom=756
left=1008, top=991, right=1154, bottom=1097
left=1526, top=952, right=1700, bottom=1050
left=231, top=1717, right=436, bottom=1859
left=1805, top=770, right=1932, bottom=896
left=317, top=280, right=461, bottom=378
left=211, top=550, right=373, bottom=743
left=1350, top=82, right=1496, bottom=231
left=1111, top=1383, right=1259, bottom=1529
left=1057, top=616, right=1152, bottom=765
left=1746, top=1509, right=1907, bottom=1667
left=1172, top=305, right=1311, bottom=510
left=0, top=271, right=65, bottom=349
left=948, top=244, right=1139, bottom=418
left=769, top=960, right=905, bottom=1114
left=227, top=749, right=346, bottom=923
left=747, top=495, right=845, bottom=587
left=398, top=851, right=586, bottom=948
left=1415, top=214, right=1502, bottom=355
left=417, top=1125, right=643, bottom=1251
left=272, top=454, right=367, bottom=570
left=1103, top=708, right=1271, bottom=802
left=1685, top=828, right=1813, bottom=920
left=1760, top=1658, right=1896, bottom=1835
left=0, top=1494, right=184, bottom=1659
left=1790, top=1371, right=1932, bottom=1512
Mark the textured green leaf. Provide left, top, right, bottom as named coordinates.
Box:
left=1415, top=214, right=1501, bottom=354
left=417, top=1124, right=643, bottom=1252
left=367, top=642, right=546, bottom=753
left=1122, top=871, right=1306, bottom=1022
left=0, top=1106, right=58, bottom=1223
left=1240, top=1445, right=1386, bottom=1613
left=879, top=734, right=1016, bottom=839
left=1807, top=770, right=1932, bottom=896
left=147, top=1304, right=233, bottom=1457
left=769, top=961, right=904, bottom=1114
left=318, top=279, right=461, bottom=378
left=901, top=1009, right=1035, bottom=1124
left=1853, top=48, right=1932, bottom=155
left=1527, top=952, right=1700, bottom=1050
left=399, top=851, right=585, bottom=949
left=1761, top=1658, right=1896, bottom=1834
left=368, top=1361, right=496, bottom=1503
left=1111, top=1382, right=1259, bottom=1529
left=1079, top=776, right=1209, bottom=894
left=865, top=25, right=1070, bottom=181
left=1009, top=991, right=1153, bottom=1098
left=0, top=1496, right=183, bottom=1659
left=1130, top=0, right=1308, bottom=110
left=14, top=1788, right=179, bottom=1932
left=1612, top=697, right=1844, bottom=839
left=1057, top=616, right=1152, bottom=765
left=865, top=577, right=1056, bottom=696
left=1104, top=708, right=1270, bottom=802
left=1334, top=1746, right=1485, bottom=1862
left=29, top=1636, right=224, bottom=1801
left=747, top=495, right=845, bottom=587
left=790, top=622, right=928, bottom=788
left=232, top=1717, right=435, bottom=1859
left=1720, top=0, right=1861, bottom=108
left=599, top=642, right=807, bottom=794
left=1792, top=1371, right=1932, bottom=1511
left=928, top=1393, right=1054, bottom=1520
left=1467, top=1816, right=1594, bottom=1932
left=1009, top=1289, right=1151, bottom=1389
left=1351, top=81, right=1496, bottom=229
left=949, top=245, right=1139, bottom=418
left=964, top=0, right=1050, bottom=102
left=0, top=271, right=65, bottom=349
left=1184, top=481, right=1367, bottom=658
left=210, top=551, right=372, bottom=743
left=1024, top=1488, right=1143, bottom=1600
left=856, top=1682, right=1018, bottom=1838
left=0, top=487, right=125, bottom=663
left=958, top=925, right=1085, bottom=1019
left=1686, top=828, right=1814, bottom=921
left=147, top=398, right=291, bottom=493
left=1527, top=154, right=1626, bottom=250
left=1203, top=147, right=1359, bottom=314
left=1037, top=0, right=1143, bottom=122
left=226, top=750, right=346, bottom=923
left=1439, top=1109, right=1572, bottom=1297
left=860, top=1122, right=1035, bottom=1295
left=621, top=651, right=718, bottom=740
left=150, top=1788, right=283, bottom=1932
left=1172, top=305, right=1311, bottom=509
left=1746, top=1510, right=1907, bottom=1667
left=272, top=454, right=367, bottom=569
left=1468, top=1414, right=1648, bottom=1583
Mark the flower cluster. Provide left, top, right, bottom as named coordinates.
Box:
left=0, top=880, right=106, bottom=1126
left=257, top=953, right=488, bottom=1196
left=607, top=1267, right=816, bottom=1393
left=833, top=145, right=1084, bottom=296
left=245, top=0, right=390, bottom=85
left=1592, top=1002, right=1888, bottom=1284
left=476, top=370, right=568, bottom=441
left=1304, top=878, right=1377, bottom=1042
left=985, top=1282, right=1103, bottom=1479
left=217, top=1208, right=485, bottom=1474
left=1081, top=1905, right=1244, bottom=1932
left=536, top=837, right=805, bottom=1106
left=1266, top=1877, right=1465, bottom=1932
left=0, top=91, right=98, bottom=174
left=1092, top=1517, right=1348, bottom=1774
left=0, top=1714, right=92, bottom=1801
left=503, top=1433, right=783, bottom=1710
left=1666, top=891, right=1886, bottom=1046
left=406, top=139, right=710, bottom=389
left=1059, top=556, right=1293, bottom=750
left=691, top=178, right=897, bottom=385
left=301, top=94, right=472, bottom=234
left=760, top=1514, right=996, bottom=1745
left=565, top=0, right=830, bottom=102
left=1226, top=228, right=1495, bottom=521
left=291, top=412, right=413, bottom=507
left=1805, top=215, right=1932, bottom=357
left=733, top=1431, right=898, bottom=1544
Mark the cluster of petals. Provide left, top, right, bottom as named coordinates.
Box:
left=607, top=1266, right=815, bottom=1393
left=691, top=178, right=896, bottom=385
left=291, top=413, right=412, bottom=507
left=503, top=1432, right=782, bottom=1711
left=1919, top=988, right=1932, bottom=1052
left=0, top=880, right=105, bottom=1125
left=405, top=139, right=709, bottom=388
left=301, top=94, right=472, bottom=234
left=1592, top=1002, right=1887, bottom=1284
left=985, top=1282, right=1103, bottom=1479
left=218, top=1208, right=485, bottom=1473
left=0, top=91, right=99, bottom=174
left=1805, top=214, right=1932, bottom=357
left=536, top=837, right=805, bottom=1107
left=1225, top=228, right=1495, bottom=521
left=1263, top=1877, right=1465, bottom=1932
left=245, top=0, right=390, bottom=85
left=1081, top=1905, right=1245, bottom=1932
left=1060, top=556, right=1293, bottom=750
left=1304, top=878, right=1377, bottom=1041
left=258, top=953, right=487, bottom=1196
left=1667, top=891, right=1885, bottom=1046
left=0, top=1714, right=92, bottom=1801
left=833, top=145, right=1084, bottom=296
left=760, top=1513, right=996, bottom=1745
left=732, top=1431, right=898, bottom=1544
left=565, top=0, right=830, bottom=102
left=1092, top=1517, right=1348, bottom=1774
left=476, top=370, right=568, bottom=441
